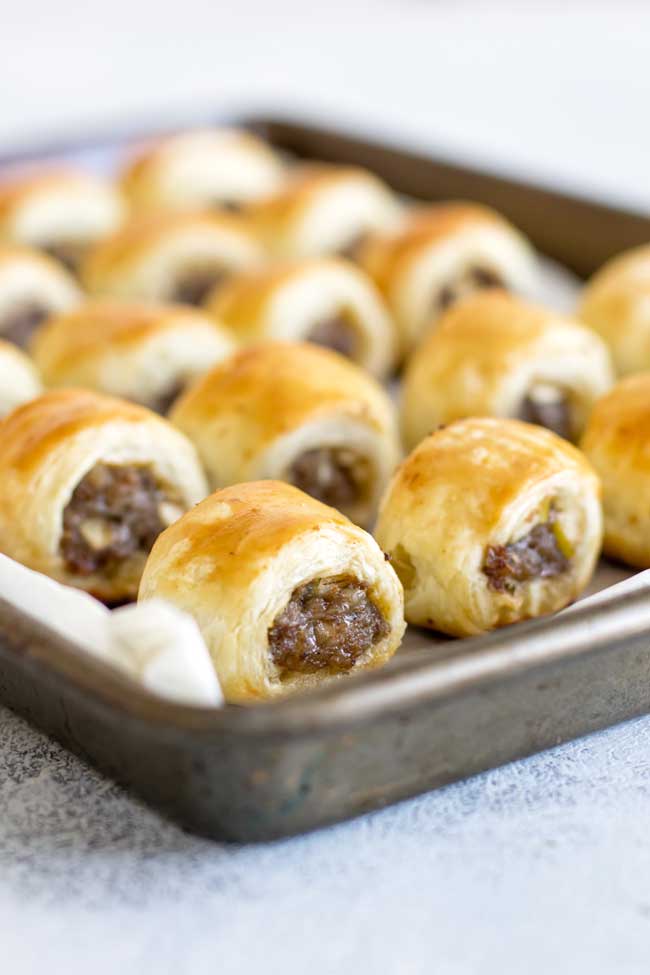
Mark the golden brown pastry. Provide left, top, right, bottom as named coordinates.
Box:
left=139, top=480, right=405, bottom=702
left=82, top=211, right=264, bottom=305
left=170, top=341, right=400, bottom=527
left=402, top=291, right=613, bottom=448
left=121, top=127, right=285, bottom=213
left=359, top=202, right=538, bottom=356
left=0, top=389, right=207, bottom=602
left=0, top=245, right=82, bottom=348
left=0, top=338, right=42, bottom=416
left=205, top=256, right=397, bottom=377
left=0, top=169, right=125, bottom=271
left=248, top=164, right=402, bottom=260
left=581, top=373, right=650, bottom=567
left=375, top=417, right=602, bottom=636
left=578, top=244, right=650, bottom=376
left=31, top=300, right=235, bottom=414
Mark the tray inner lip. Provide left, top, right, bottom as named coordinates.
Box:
left=2, top=110, right=650, bottom=737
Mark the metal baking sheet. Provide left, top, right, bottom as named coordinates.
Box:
left=1, top=113, right=650, bottom=841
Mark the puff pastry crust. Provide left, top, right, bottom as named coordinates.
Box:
left=139, top=480, right=405, bottom=702
left=0, top=338, right=42, bottom=416
left=0, top=244, right=82, bottom=348
left=0, top=389, right=207, bottom=601
left=375, top=417, right=602, bottom=636
left=578, top=244, right=650, bottom=376
left=581, top=373, right=650, bottom=567
left=205, top=256, right=397, bottom=377
left=81, top=211, right=264, bottom=305
left=121, top=128, right=285, bottom=213
left=247, top=164, right=402, bottom=259
left=170, top=341, right=400, bottom=527
left=31, top=300, right=235, bottom=414
left=359, top=202, right=538, bottom=356
left=0, top=169, right=125, bottom=271
left=402, top=291, right=613, bottom=448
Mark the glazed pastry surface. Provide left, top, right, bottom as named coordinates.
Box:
left=578, top=244, right=650, bottom=375
left=0, top=388, right=207, bottom=601
left=31, top=300, right=235, bottom=413
left=206, top=256, right=397, bottom=377
left=581, top=373, right=650, bottom=567
left=402, top=290, right=613, bottom=448
left=170, top=341, right=400, bottom=527
left=139, top=480, right=405, bottom=702
left=375, top=417, right=602, bottom=636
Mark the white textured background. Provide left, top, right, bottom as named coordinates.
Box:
left=2, top=2, right=650, bottom=973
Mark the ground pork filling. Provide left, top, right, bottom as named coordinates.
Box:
left=518, top=383, right=572, bottom=441
left=60, top=463, right=184, bottom=577
left=288, top=446, right=370, bottom=510
left=171, top=266, right=228, bottom=305
left=42, top=240, right=87, bottom=273
left=149, top=379, right=187, bottom=416
left=1, top=303, right=49, bottom=347
left=436, top=265, right=504, bottom=313
left=337, top=232, right=368, bottom=261
left=268, top=575, right=390, bottom=677
left=482, top=510, right=570, bottom=594
left=307, top=313, right=358, bottom=359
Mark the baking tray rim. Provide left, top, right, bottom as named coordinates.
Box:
left=6, top=576, right=650, bottom=740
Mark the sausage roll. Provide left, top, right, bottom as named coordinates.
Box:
left=82, top=211, right=264, bottom=306
left=0, top=339, right=42, bottom=416
left=581, top=373, right=650, bottom=567
left=359, top=202, right=538, bottom=356
left=205, top=256, right=396, bottom=377
left=248, top=164, right=402, bottom=260
left=0, top=245, right=82, bottom=348
left=578, top=244, right=650, bottom=376
left=121, top=127, right=285, bottom=214
left=402, top=291, right=613, bottom=448
left=0, top=389, right=207, bottom=602
left=139, top=480, right=405, bottom=702
left=170, top=341, right=400, bottom=527
left=0, top=169, right=125, bottom=272
left=31, top=300, right=235, bottom=415
left=375, top=417, right=602, bottom=636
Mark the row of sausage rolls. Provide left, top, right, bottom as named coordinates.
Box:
left=0, top=386, right=405, bottom=702
left=1, top=366, right=650, bottom=700
left=6, top=128, right=650, bottom=386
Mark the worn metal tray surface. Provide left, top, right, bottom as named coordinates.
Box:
left=2, top=113, right=650, bottom=842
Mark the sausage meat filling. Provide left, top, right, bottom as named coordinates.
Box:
left=519, top=383, right=572, bottom=441
left=482, top=512, right=570, bottom=593
left=42, top=240, right=87, bottom=274
left=268, top=575, right=389, bottom=677
left=288, top=447, right=370, bottom=510
left=337, top=232, right=368, bottom=261
left=60, top=463, right=184, bottom=576
left=307, top=314, right=358, bottom=359
left=149, top=380, right=186, bottom=416
left=171, top=266, right=228, bottom=305
left=1, top=303, right=49, bottom=348
left=436, top=265, right=504, bottom=313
